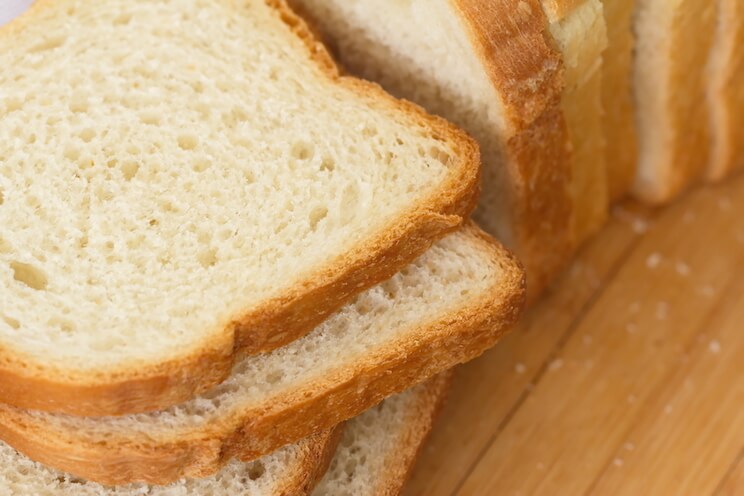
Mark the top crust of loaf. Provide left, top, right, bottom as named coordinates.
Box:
left=0, top=0, right=480, bottom=416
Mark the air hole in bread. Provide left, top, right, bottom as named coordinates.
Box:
left=28, top=35, right=66, bottom=54
left=344, top=459, right=358, bottom=477
left=247, top=461, right=265, bottom=481
left=198, top=248, right=218, bottom=269
left=68, top=96, right=88, bottom=114
left=319, top=156, right=335, bottom=172
left=48, top=318, right=74, bottom=334
left=78, top=128, right=96, bottom=143
left=112, top=12, right=132, bottom=26
left=192, top=158, right=210, bottom=173
left=265, top=370, right=284, bottom=384
left=178, top=134, right=199, bottom=151
left=139, top=111, right=161, bottom=126
left=291, top=141, right=315, bottom=161
left=120, top=160, right=139, bottom=181
left=1, top=314, right=20, bottom=330
left=308, top=206, right=328, bottom=230
left=5, top=97, right=22, bottom=113
left=10, top=261, right=48, bottom=291
left=0, top=189, right=4, bottom=206
left=64, top=145, right=81, bottom=163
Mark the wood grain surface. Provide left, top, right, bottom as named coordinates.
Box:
left=405, top=173, right=744, bottom=496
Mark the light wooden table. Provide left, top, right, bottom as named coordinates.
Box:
left=405, top=173, right=744, bottom=496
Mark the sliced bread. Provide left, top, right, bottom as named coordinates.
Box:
left=541, top=0, right=609, bottom=241
left=0, top=375, right=451, bottom=495
left=0, top=0, right=480, bottom=416
left=290, top=0, right=574, bottom=298
left=601, top=0, right=639, bottom=200
left=0, top=225, right=525, bottom=485
left=707, top=0, right=744, bottom=181
left=632, top=0, right=717, bottom=203
left=314, top=372, right=452, bottom=496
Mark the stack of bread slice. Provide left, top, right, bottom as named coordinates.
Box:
left=0, top=0, right=525, bottom=494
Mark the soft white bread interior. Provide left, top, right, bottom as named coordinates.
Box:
left=601, top=0, right=639, bottom=200
left=291, top=0, right=574, bottom=298
left=541, top=0, right=609, bottom=242
left=707, top=0, right=744, bottom=181
left=0, top=225, right=524, bottom=486
left=0, top=0, right=479, bottom=416
left=632, top=0, right=717, bottom=203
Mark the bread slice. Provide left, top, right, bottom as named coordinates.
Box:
left=0, top=0, right=480, bottom=416
left=0, top=376, right=451, bottom=495
left=601, top=0, right=639, bottom=200
left=541, top=0, right=609, bottom=241
left=314, top=372, right=452, bottom=495
left=632, top=0, right=717, bottom=203
left=707, top=0, right=744, bottom=181
left=0, top=225, right=525, bottom=486
left=290, top=0, right=574, bottom=298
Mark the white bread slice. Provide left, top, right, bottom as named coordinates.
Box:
left=0, top=0, right=480, bottom=416
left=0, top=376, right=451, bottom=495
left=632, top=0, right=717, bottom=203
left=0, top=225, right=525, bottom=486
left=601, top=0, right=639, bottom=200
left=290, top=0, right=574, bottom=299
left=541, top=0, right=609, bottom=241
left=707, top=0, right=744, bottom=181
left=314, top=372, right=452, bottom=496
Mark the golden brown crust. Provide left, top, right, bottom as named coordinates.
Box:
left=0, top=0, right=481, bottom=416
left=708, top=0, right=744, bottom=182
left=0, top=224, right=525, bottom=486
left=452, top=0, right=574, bottom=299
left=374, top=371, right=454, bottom=496
left=283, top=426, right=344, bottom=496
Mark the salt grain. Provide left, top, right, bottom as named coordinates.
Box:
left=718, top=196, right=732, bottom=211
left=626, top=322, right=638, bottom=334
left=515, top=362, right=527, bottom=374
left=583, top=335, right=593, bottom=346
left=629, top=302, right=641, bottom=314
left=656, top=302, right=670, bottom=321
left=624, top=442, right=635, bottom=451
left=709, top=340, right=721, bottom=354
left=664, top=404, right=674, bottom=415
left=548, top=358, right=563, bottom=371
left=682, top=210, right=696, bottom=223
left=646, top=252, right=662, bottom=269
left=675, top=262, right=690, bottom=276
left=699, top=285, right=715, bottom=298
left=613, top=458, right=624, bottom=467
left=627, top=394, right=637, bottom=404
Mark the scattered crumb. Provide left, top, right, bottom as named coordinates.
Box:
left=515, top=362, right=527, bottom=374
left=548, top=358, right=563, bottom=372
left=656, top=302, right=670, bottom=321
left=646, top=252, right=662, bottom=269
left=632, top=220, right=648, bottom=234
left=664, top=404, right=674, bottom=415
left=624, top=442, right=635, bottom=452
left=709, top=340, right=721, bottom=354
left=629, top=302, right=641, bottom=314
left=536, top=462, right=545, bottom=471
left=698, top=285, right=715, bottom=298
left=675, top=261, right=690, bottom=276
left=613, top=458, right=624, bottom=467
left=682, top=210, right=696, bottom=223
left=626, top=322, right=638, bottom=334
left=627, top=394, right=637, bottom=404
left=718, top=196, right=732, bottom=211
left=582, top=334, right=593, bottom=346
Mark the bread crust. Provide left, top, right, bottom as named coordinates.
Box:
left=0, top=224, right=526, bottom=486
left=372, top=371, right=453, bottom=496
left=451, top=0, right=574, bottom=299
left=0, top=0, right=481, bottom=416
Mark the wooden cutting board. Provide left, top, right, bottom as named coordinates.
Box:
left=406, top=173, right=744, bottom=496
